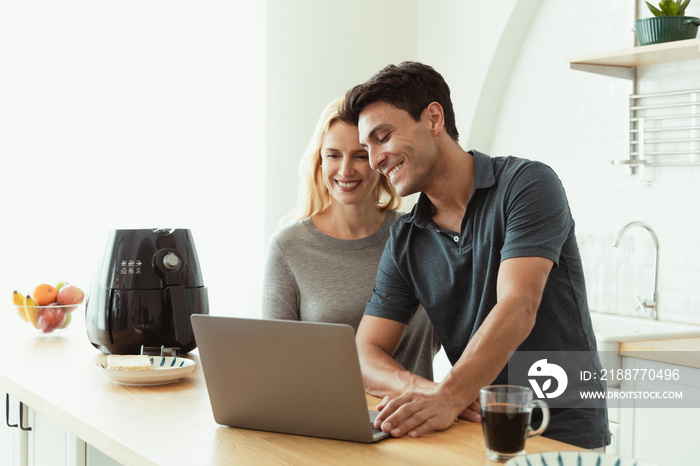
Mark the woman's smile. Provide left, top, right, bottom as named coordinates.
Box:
left=336, top=179, right=362, bottom=190
left=321, top=120, right=379, bottom=206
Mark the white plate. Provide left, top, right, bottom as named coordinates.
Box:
left=505, top=451, right=658, bottom=466
left=96, top=356, right=196, bottom=386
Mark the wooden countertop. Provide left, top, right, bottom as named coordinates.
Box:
left=619, top=338, right=700, bottom=369
left=0, top=311, right=582, bottom=465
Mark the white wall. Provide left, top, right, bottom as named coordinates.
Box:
left=488, top=0, right=700, bottom=325
left=264, top=0, right=418, bottom=241
left=263, top=0, right=538, bottom=238
left=1, top=1, right=266, bottom=318
left=415, top=0, right=544, bottom=152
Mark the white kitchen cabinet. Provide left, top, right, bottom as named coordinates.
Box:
left=618, top=357, right=700, bottom=465
left=86, top=445, right=122, bottom=466
left=26, top=408, right=122, bottom=466
left=26, top=408, right=85, bottom=466
left=3, top=391, right=120, bottom=466
left=606, top=387, right=621, bottom=455
left=2, top=391, right=29, bottom=466
left=607, top=421, right=620, bottom=456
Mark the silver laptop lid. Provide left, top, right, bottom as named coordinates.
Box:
left=191, top=315, right=388, bottom=443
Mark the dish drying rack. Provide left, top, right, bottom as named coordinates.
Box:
left=614, top=88, right=700, bottom=178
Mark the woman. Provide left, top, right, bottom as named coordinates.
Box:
left=262, top=97, right=440, bottom=380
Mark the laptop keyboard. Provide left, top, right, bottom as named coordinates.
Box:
left=369, top=411, right=388, bottom=439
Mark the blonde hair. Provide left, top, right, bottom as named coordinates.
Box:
left=283, top=96, right=402, bottom=224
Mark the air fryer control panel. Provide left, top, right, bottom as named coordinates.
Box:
left=120, top=259, right=143, bottom=275
left=118, top=252, right=182, bottom=276
left=96, top=228, right=205, bottom=289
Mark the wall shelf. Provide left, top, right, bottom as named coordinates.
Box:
left=568, top=38, right=700, bottom=80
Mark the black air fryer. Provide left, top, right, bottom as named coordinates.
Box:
left=86, top=228, right=209, bottom=355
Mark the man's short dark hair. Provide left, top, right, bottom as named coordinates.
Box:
left=339, top=61, right=459, bottom=141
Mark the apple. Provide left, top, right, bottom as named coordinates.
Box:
left=37, top=305, right=67, bottom=333
left=59, top=311, right=72, bottom=329
left=56, top=285, right=85, bottom=311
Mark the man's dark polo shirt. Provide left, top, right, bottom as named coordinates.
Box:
left=364, top=150, right=609, bottom=449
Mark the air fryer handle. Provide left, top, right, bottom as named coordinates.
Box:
left=164, top=285, right=190, bottom=344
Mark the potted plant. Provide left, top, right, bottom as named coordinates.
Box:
left=636, top=0, right=700, bottom=45
left=635, top=0, right=700, bottom=45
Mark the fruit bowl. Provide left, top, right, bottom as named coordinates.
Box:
left=11, top=283, right=85, bottom=335
left=12, top=303, right=82, bottom=335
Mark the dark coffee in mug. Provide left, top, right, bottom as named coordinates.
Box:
left=482, top=403, right=530, bottom=454
left=480, top=385, right=549, bottom=461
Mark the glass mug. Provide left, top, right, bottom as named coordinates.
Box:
left=479, top=385, right=550, bottom=462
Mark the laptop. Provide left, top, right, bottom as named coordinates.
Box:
left=191, top=315, right=390, bottom=443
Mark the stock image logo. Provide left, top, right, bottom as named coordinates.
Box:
left=527, top=359, right=568, bottom=399
left=509, top=351, right=698, bottom=409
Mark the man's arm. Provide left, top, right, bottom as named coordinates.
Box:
left=368, top=255, right=552, bottom=438
left=356, top=316, right=436, bottom=397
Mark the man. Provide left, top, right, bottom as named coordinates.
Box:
left=339, top=61, right=609, bottom=449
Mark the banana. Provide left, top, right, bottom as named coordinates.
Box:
left=12, top=290, right=24, bottom=306
left=12, top=290, right=29, bottom=322
left=23, top=294, right=41, bottom=328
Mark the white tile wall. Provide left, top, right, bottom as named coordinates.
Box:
left=489, top=0, right=700, bottom=324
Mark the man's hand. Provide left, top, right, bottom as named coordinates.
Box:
left=459, top=400, right=482, bottom=422
left=373, top=388, right=477, bottom=438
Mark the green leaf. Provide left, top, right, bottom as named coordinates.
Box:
left=646, top=1, right=664, bottom=16
left=647, top=0, right=690, bottom=15
left=661, top=0, right=678, bottom=15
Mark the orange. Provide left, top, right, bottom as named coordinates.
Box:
left=33, top=284, right=58, bottom=306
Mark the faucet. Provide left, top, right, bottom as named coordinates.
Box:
left=612, top=221, right=659, bottom=320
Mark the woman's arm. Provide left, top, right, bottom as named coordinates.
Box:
left=262, top=238, right=301, bottom=320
